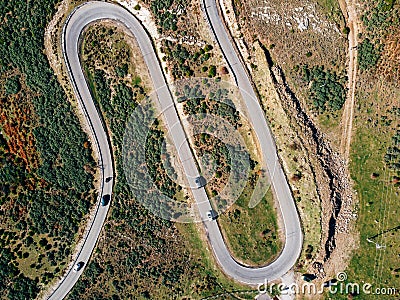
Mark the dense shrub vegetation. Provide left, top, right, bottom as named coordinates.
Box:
left=150, top=0, right=178, bottom=32
left=4, top=76, right=21, bottom=95
left=358, top=0, right=400, bottom=71
left=358, top=38, right=381, bottom=71
left=0, top=0, right=96, bottom=298
left=141, top=0, right=228, bottom=86
left=145, top=126, right=181, bottom=199
left=361, top=0, right=397, bottom=35
left=300, top=65, right=347, bottom=112
left=90, top=67, right=179, bottom=199
left=161, top=40, right=216, bottom=79
left=115, top=63, right=128, bottom=78
left=149, top=0, right=218, bottom=81
left=180, top=85, right=240, bottom=127
left=145, top=0, right=191, bottom=33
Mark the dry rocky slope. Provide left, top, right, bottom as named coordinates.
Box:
left=270, top=64, right=355, bottom=277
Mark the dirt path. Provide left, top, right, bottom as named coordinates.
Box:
left=339, top=0, right=359, bottom=161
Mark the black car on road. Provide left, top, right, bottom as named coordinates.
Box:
left=73, top=261, right=84, bottom=272
left=101, top=194, right=110, bottom=206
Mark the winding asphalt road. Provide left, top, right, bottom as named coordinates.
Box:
left=48, top=1, right=302, bottom=298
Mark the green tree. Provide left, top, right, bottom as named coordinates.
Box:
left=5, top=76, right=21, bottom=95
left=208, top=65, right=217, bottom=77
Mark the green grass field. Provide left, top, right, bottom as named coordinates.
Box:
left=218, top=180, right=282, bottom=266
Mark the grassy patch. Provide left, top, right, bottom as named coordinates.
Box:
left=219, top=180, right=281, bottom=266
left=317, top=109, right=342, bottom=147
left=318, top=110, right=341, bottom=129
left=315, top=0, right=344, bottom=23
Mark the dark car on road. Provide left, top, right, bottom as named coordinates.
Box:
left=206, top=209, right=217, bottom=221
left=101, top=194, right=111, bottom=206
left=195, top=176, right=206, bottom=188
left=73, top=261, right=84, bottom=272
